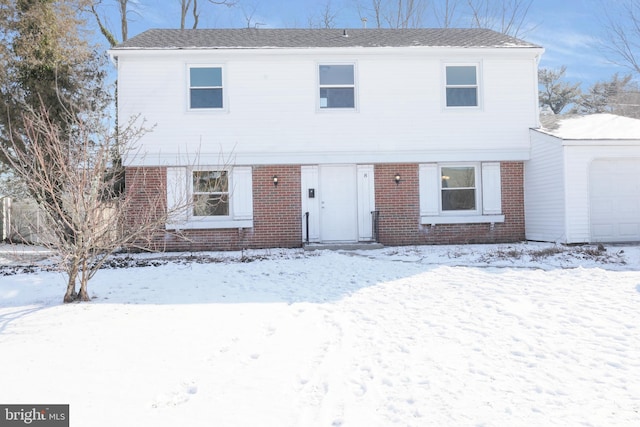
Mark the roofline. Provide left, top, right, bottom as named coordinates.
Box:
left=530, top=128, right=640, bottom=144
left=109, top=45, right=545, bottom=60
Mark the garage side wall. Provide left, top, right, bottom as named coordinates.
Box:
left=525, top=131, right=567, bottom=242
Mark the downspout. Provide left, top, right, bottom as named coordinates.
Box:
left=533, top=49, right=545, bottom=128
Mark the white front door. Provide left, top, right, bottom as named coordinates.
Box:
left=319, top=165, right=358, bottom=242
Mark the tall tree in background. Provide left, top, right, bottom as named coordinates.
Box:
left=356, top=0, right=428, bottom=29
left=89, top=0, right=126, bottom=47
left=90, top=0, right=237, bottom=46
left=601, top=0, right=640, bottom=77
left=573, top=73, right=640, bottom=119
left=538, top=66, right=581, bottom=115
left=433, top=0, right=460, bottom=28
left=467, top=0, right=534, bottom=37
left=179, top=0, right=236, bottom=30
left=308, top=0, right=340, bottom=29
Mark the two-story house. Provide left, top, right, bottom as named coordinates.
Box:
left=109, top=28, right=544, bottom=251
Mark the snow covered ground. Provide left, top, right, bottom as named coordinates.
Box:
left=1, top=242, right=639, bottom=426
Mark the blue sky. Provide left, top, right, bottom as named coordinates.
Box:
left=101, top=0, right=629, bottom=88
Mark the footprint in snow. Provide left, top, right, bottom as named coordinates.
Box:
left=151, top=381, right=198, bottom=408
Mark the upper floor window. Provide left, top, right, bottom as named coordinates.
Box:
left=319, top=64, right=355, bottom=109
left=445, top=65, right=478, bottom=107
left=189, top=66, right=223, bottom=109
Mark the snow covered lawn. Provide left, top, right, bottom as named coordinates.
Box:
left=1, top=243, right=639, bottom=426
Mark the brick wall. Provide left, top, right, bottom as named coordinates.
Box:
left=251, top=165, right=302, bottom=248
left=124, top=165, right=302, bottom=252
left=125, top=162, right=524, bottom=252
left=375, top=162, right=525, bottom=246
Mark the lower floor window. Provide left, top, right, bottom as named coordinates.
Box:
left=441, top=166, right=477, bottom=211
left=419, top=162, right=503, bottom=223
left=193, top=170, right=229, bottom=217
left=166, top=166, right=254, bottom=230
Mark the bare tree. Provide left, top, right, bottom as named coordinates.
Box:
left=0, top=96, right=197, bottom=302
left=308, top=0, right=340, bottom=29
left=467, top=0, right=534, bottom=37
left=360, top=0, right=429, bottom=28
left=88, top=0, right=128, bottom=46
left=240, top=2, right=262, bottom=28
left=433, top=0, right=461, bottom=28
left=600, top=0, right=640, bottom=76
left=180, top=0, right=237, bottom=29
left=538, top=66, right=582, bottom=115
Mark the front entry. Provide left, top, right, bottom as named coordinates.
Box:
left=319, top=165, right=358, bottom=242
left=301, top=164, right=375, bottom=243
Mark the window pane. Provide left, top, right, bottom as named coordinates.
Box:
left=446, top=88, right=477, bottom=107
left=319, top=65, right=354, bottom=85
left=446, top=66, right=476, bottom=85
left=193, top=194, right=229, bottom=216
left=193, top=171, right=228, bottom=192
left=190, top=88, right=223, bottom=108
left=442, top=189, right=476, bottom=211
left=190, top=67, right=222, bottom=87
left=442, top=167, right=475, bottom=188
left=320, top=87, right=355, bottom=108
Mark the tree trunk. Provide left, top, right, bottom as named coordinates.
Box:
left=77, top=263, right=91, bottom=302
left=63, top=265, right=78, bottom=303
left=77, top=280, right=90, bottom=301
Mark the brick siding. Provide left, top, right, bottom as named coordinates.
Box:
left=124, top=165, right=301, bottom=252
left=125, top=162, right=524, bottom=252
left=374, top=162, right=525, bottom=245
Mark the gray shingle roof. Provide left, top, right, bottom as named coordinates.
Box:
left=112, top=28, right=540, bottom=50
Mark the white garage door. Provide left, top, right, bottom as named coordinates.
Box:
left=590, top=159, right=640, bottom=242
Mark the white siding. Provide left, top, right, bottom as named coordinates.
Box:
left=116, top=48, right=541, bottom=167
left=525, top=131, right=567, bottom=242
left=527, top=130, right=640, bottom=244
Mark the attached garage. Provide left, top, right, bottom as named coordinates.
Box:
left=590, top=159, right=640, bottom=242
left=526, top=114, right=640, bottom=244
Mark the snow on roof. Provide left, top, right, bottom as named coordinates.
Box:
left=538, top=113, right=640, bottom=140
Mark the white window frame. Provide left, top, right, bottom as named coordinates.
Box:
left=191, top=169, right=230, bottom=219
left=439, top=164, right=480, bottom=215
left=187, top=64, right=226, bottom=111
left=443, top=63, right=481, bottom=109
left=317, top=63, right=357, bottom=111
left=419, top=162, right=504, bottom=225
left=166, top=166, right=253, bottom=230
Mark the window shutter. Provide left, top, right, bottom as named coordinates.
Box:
left=232, top=166, right=253, bottom=220
left=166, top=167, right=188, bottom=224
left=419, top=164, right=439, bottom=216
left=482, top=162, right=502, bottom=215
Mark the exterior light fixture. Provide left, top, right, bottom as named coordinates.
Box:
left=394, top=173, right=401, bottom=185
left=273, top=175, right=279, bottom=186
